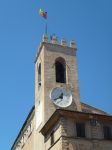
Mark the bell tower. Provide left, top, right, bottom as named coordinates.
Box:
left=35, top=35, right=81, bottom=129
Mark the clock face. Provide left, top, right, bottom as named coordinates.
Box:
left=50, top=87, right=72, bottom=108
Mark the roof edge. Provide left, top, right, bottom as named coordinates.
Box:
left=11, top=105, right=35, bottom=150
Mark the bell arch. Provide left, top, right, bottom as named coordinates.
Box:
left=55, top=57, right=66, bottom=83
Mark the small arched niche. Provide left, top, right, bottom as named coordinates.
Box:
left=55, top=57, right=66, bottom=83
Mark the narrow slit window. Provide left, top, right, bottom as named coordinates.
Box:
left=38, top=63, right=41, bottom=86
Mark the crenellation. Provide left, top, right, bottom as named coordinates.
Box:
left=42, top=34, right=77, bottom=49
left=70, top=40, right=76, bottom=48
left=51, top=35, right=58, bottom=44
left=43, top=34, right=48, bottom=43
left=61, top=38, right=66, bottom=47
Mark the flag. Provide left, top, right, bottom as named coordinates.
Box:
left=39, top=9, right=47, bottom=19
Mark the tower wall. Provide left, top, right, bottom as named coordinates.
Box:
left=34, top=35, right=82, bottom=150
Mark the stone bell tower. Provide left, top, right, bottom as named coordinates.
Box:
left=35, top=35, right=81, bottom=129
left=11, top=34, right=112, bottom=150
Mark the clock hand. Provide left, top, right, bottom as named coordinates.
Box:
left=57, top=93, right=64, bottom=104
left=54, top=93, right=63, bottom=101
left=54, top=97, right=59, bottom=101
left=59, top=93, right=63, bottom=99
left=54, top=95, right=61, bottom=101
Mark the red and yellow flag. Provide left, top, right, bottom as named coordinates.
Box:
left=39, top=9, right=47, bottom=19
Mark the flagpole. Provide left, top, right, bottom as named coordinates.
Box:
left=45, top=12, right=48, bottom=35
left=45, top=22, right=47, bottom=35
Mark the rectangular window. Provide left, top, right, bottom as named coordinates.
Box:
left=103, top=126, right=111, bottom=140
left=51, top=131, right=54, bottom=145
left=76, top=123, right=85, bottom=137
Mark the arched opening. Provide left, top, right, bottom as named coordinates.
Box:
left=38, top=63, right=41, bottom=86
left=55, top=57, right=66, bottom=83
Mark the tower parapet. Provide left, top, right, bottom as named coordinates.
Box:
left=42, top=35, right=76, bottom=49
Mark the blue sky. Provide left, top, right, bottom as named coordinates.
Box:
left=0, top=0, right=112, bottom=149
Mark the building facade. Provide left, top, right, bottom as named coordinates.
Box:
left=11, top=35, right=112, bottom=150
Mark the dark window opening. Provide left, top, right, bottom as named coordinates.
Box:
left=38, top=63, right=41, bottom=86
left=51, top=131, right=54, bottom=145
left=76, top=123, right=85, bottom=137
left=103, top=126, right=112, bottom=140
left=55, top=57, right=66, bottom=83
